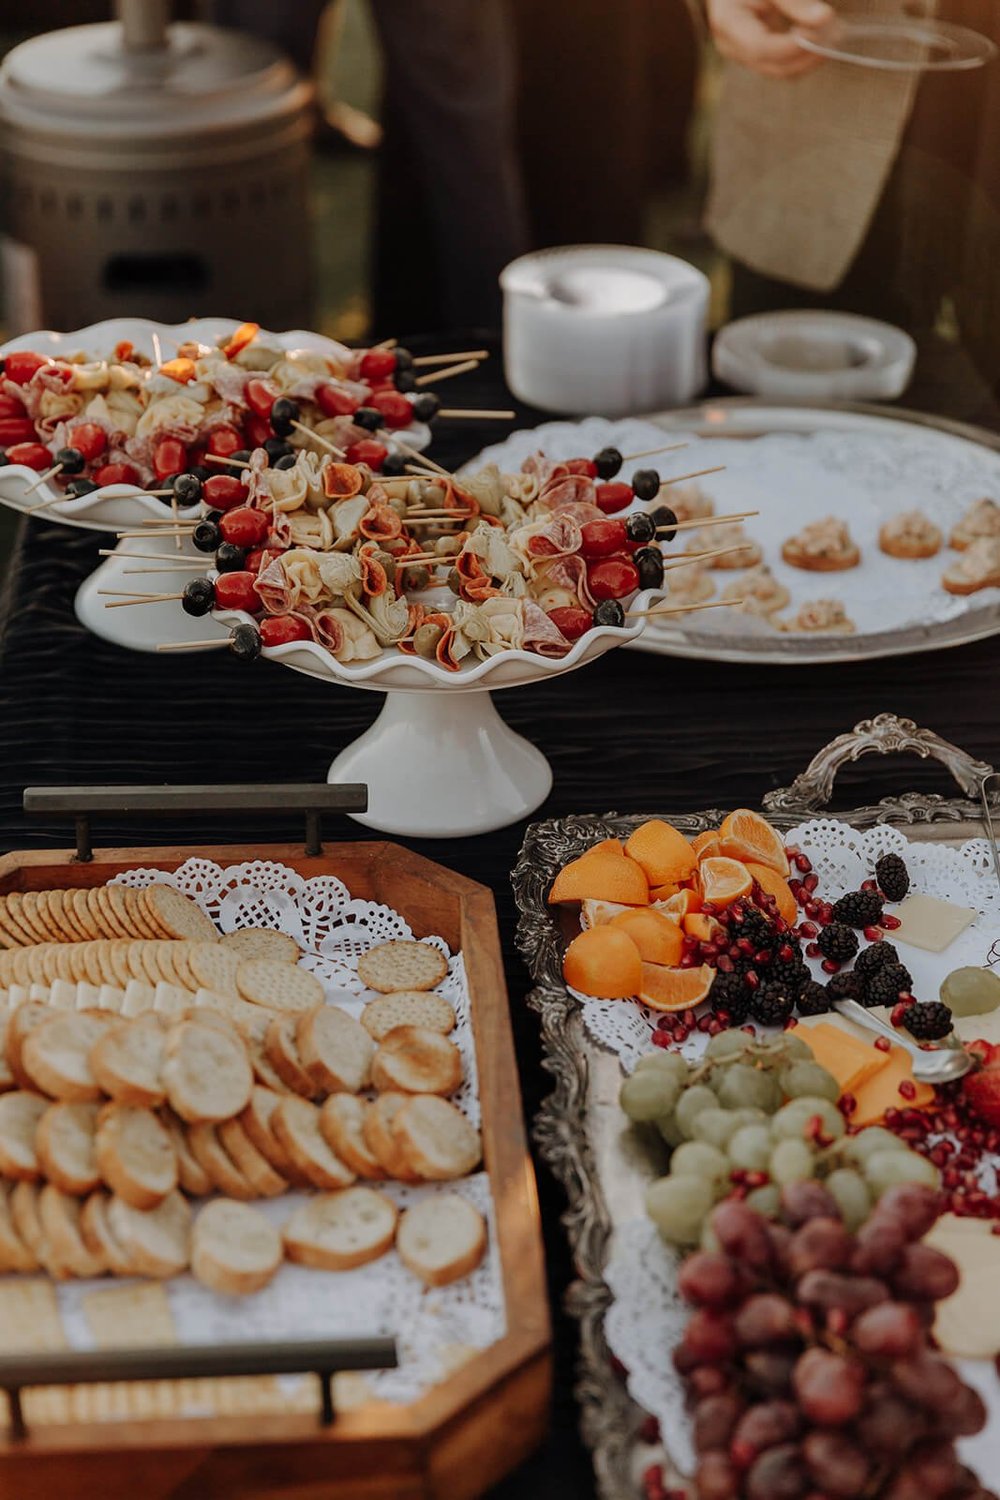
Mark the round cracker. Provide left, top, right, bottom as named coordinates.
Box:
left=70, top=889, right=103, bottom=941
left=356, top=940, right=449, bottom=995
left=236, top=960, right=324, bottom=1013
left=144, top=885, right=219, bottom=945
left=15, top=894, right=55, bottom=945
left=360, top=991, right=456, bottom=1042
left=188, top=944, right=241, bottom=998
left=221, top=928, right=300, bottom=965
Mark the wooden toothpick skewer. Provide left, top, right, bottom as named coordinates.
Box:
left=117, top=528, right=197, bottom=540
left=157, top=640, right=228, bottom=651
left=99, top=548, right=201, bottom=562
left=205, top=453, right=247, bottom=469
left=372, top=337, right=398, bottom=352
left=412, top=350, right=489, bottom=367
left=656, top=510, right=759, bottom=535
left=101, top=593, right=184, bottom=608
left=627, top=597, right=745, bottom=620
left=415, top=359, right=480, bottom=387
left=290, top=422, right=345, bottom=457
left=24, top=491, right=72, bottom=513
left=24, top=464, right=64, bottom=494
left=122, top=563, right=207, bottom=574
left=623, top=442, right=689, bottom=461
left=392, top=439, right=450, bottom=478
left=659, top=465, right=726, bottom=488
left=661, top=542, right=755, bottom=568
left=437, top=409, right=516, bottom=421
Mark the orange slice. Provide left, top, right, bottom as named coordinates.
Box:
left=625, top=820, right=698, bottom=887
left=699, top=856, right=754, bottom=907
left=691, top=829, right=722, bottom=860
left=648, top=881, right=681, bottom=904
left=608, top=908, right=684, bottom=966
left=549, top=843, right=649, bottom=906
left=718, top=809, right=789, bottom=876
left=745, top=863, right=798, bottom=926
left=682, top=913, right=722, bottom=942
left=581, top=899, right=640, bottom=929
left=653, top=888, right=701, bottom=919
left=639, top=963, right=714, bottom=1012
left=563, top=926, right=643, bottom=999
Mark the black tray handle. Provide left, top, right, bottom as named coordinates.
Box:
left=762, top=713, right=995, bottom=817
left=22, top=783, right=369, bottom=861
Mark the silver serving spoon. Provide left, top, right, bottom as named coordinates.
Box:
left=834, top=998, right=973, bottom=1084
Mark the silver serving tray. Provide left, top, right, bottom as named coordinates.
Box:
left=512, top=712, right=998, bottom=1498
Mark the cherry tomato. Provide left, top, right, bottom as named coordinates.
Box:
left=0, top=394, right=27, bottom=420
left=3, top=351, right=48, bottom=385
left=260, top=615, right=312, bottom=647
left=564, top=458, right=598, bottom=479
left=153, top=437, right=187, bottom=479
left=245, top=546, right=285, bottom=573
left=213, top=570, right=260, bottom=613
left=360, top=349, right=397, bottom=382
left=202, top=474, right=249, bottom=512
left=219, top=506, right=269, bottom=548
left=580, top=519, right=627, bottom=559
left=68, top=422, right=107, bottom=462
left=587, top=556, right=640, bottom=600
left=315, top=382, right=361, bottom=419
left=207, top=424, right=244, bottom=458
left=345, top=438, right=388, bottom=471
left=92, top=462, right=141, bottom=487
left=595, top=481, right=633, bottom=516
left=547, top=606, right=592, bottom=641
left=0, top=418, right=39, bottom=446
left=368, top=390, right=412, bottom=430
left=244, top=414, right=272, bottom=449
left=5, top=442, right=51, bottom=470
left=245, top=378, right=279, bottom=419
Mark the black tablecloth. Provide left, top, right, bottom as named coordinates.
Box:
left=0, top=337, right=999, bottom=1498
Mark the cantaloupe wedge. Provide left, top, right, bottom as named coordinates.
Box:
left=608, top=908, right=684, bottom=966
left=549, top=842, right=649, bottom=905
left=625, top=821, right=698, bottom=887
left=563, top=926, right=643, bottom=999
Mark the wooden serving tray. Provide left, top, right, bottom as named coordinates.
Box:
left=0, top=838, right=551, bottom=1500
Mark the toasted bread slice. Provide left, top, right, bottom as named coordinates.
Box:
left=237, top=959, right=324, bottom=1014
left=392, top=1096, right=482, bottom=1181
left=9, top=1181, right=46, bottom=1265
left=39, top=1184, right=107, bottom=1279
left=80, top=1190, right=135, bottom=1276
left=192, top=1199, right=283, bottom=1296
left=21, top=1011, right=113, bottom=1102
left=357, top=941, right=449, bottom=994
left=186, top=1122, right=257, bottom=1200
left=161, top=1021, right=253, bottom=1124
left=283, top=1187, right=397, bottom=1271
left=360, top=991, right=456, bottom=1042
left=107, top=1190, right=191, bottom=1278
left=296, top=1005, right=373, bottom=1095
left=264, top=1014, right=317, bottom=1098
left=6, top=1001, right=54, bottom=1089
left=143, top=885, right=219, bottom=945
left=0, top=1181, right=37, bottom=1271
left=239, top=1087, right=303, bottom=1182
left=396, top=1193, right=486, bottom=1286
left=271, top=1096, right=355, bottom=1190
left=370, top=1026, right=462, bottom=1097
left=0, top=1011, right=14, bottom=1093
left=221, top=928, right=300, bottom=965
left=95, top=1103, right=178, bottom=1210
left=361, top=1093, right=421, bottom=1182
left=36, top=1100, right=102, bottom=1195
left=0, top=1090, right=48, bottom=1180
left=161, top=1108, right=212, bottom=1197
left=217, top=1117, right=289, bottom=1197
left=319, top=1095, right=385, bottom=1181
left=91, top=1015, right=167, bottom=1109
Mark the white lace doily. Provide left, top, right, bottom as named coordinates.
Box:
left=41, top=858, right=505, bottom=1408
left=580, top=819, right=1000, bottom=1072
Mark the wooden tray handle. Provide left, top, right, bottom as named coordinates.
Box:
left=22, top=783, right=369, bottom=861
left=762, top=713, right=996, bottom=816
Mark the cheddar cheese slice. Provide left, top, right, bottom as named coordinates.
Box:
left=798, top=1020, right=890, bottom=1097
left=849, top=1042, right=934, bottom=1126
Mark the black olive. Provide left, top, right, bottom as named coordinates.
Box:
left=633, top=546, right=665, bottom=589
left=650, top=504, right=678, bottom=543
left=352, top=406, right=382, bottom=432
left=631, top=468, right=660, bottom=501
left=593, top=446, right=623, bottom=480
left=394, top=347, right=414, bottom=371
left=190, top=464, right=212, bottom=482
left=54, top=445, right=85, bottom=475
left=381, top=451, right=407, bottom=477
left=66, top=477, right=97, bottom=496
left=593, top=599, right=625, bottom=628
left=263, top=437, right=294, bottom=463
left=172, top=472, right=202, bottom=506
left=204, top=509, right=223, bottom=526
left=181, top=578, right=215, bottom=617
left=270, top=397, right=299, bottom=437
left=625, top=512, right=656, bottom=544
left=411, top=393, right=439, bottom=423
left=230, top=449, right=251, bottom=463
left=215, top=542, right=247, bottom=573
left=394, top=368, right=416, bottom=393
left=157, top=473, right=182, bottom=505
left=229, top=623, right=262, bottom=660
left=274, top=453, right=297, bottom=470
left=192, top=520, right=221, bottom=552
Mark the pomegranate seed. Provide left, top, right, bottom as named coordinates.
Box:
left=702, top=902, right=719, bottom=917
left=679, top=953, right=697, bottom=968
left=638, top=1414, right=661, bottom=1445
left=754, top=949, right=772, bottom=966
left=716, top=954, right=735, bottom=974
left=745, top=971, right=761, bottom=990
left=794, top=853, right=813, bottom=873
left=898, top=1080, right=917, bottom=1100
left=898, top=991, right=916, bottom=1006
left=681, top=934, right=699, bottom=951
left=882, top=914, right=901, bottom=930
left=783, top=1015, right=799, bottom=1031
left=799, top=921, right=818, bottom=939
left=651, top=1031, right=670, bottom=1048
left=745, top=1170, right=770, bottom=1189
left=700, top=942, right=719, bottom=960
left=788, top=879, right=803, bottom=899
left=736, top=937, right=755, bottom=956
left=730, top=1168, right=747, bottom=1184
left=773, top=917, right=789, bottom=934
left=804, top=900, right=820, bottom=919
left=861, top=878, right=878, bottom=891
left=863, top=925, right=883, bottom=942
left=821, top=959, right=841, bottom=975
left=874, top=1036, right=891, bottom=1052
left=991, top=1224, right=1000, bottom=1236
left=610, top=1354, right=629, bottom=1378
left=715, top=911, right=732, bottom=928
left=890, top=1002, right=912, bottom=1026
left=697, top=1015, right=713, bottom=1033
left=707, top=1018, right=724, bottom=1035
left=838, top=1093, right=857, bottom=1116
left=802, top=872, right=819, bottom=892
left=806, top=942, right=821, bottom=958
left=778, top=944, right=794, bottom=963
left=741, top=1024, right=756, bottom=1034
left=827, top=1307, right=849, bottom=1336
left=818, top=903, right=834, bottom=924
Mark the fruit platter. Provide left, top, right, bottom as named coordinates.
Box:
left=513, top=713, right=1000, bottom=1498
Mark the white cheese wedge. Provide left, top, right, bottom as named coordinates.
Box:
left=49, top=979, right=78, bottom=1011
left=153, top=982, right=190, bottom=1017
left=891, top=893, right=977, bottom=953
left=121, top=979, right=156, bottom=1017
left=7, top=985, right=28, bottom=1009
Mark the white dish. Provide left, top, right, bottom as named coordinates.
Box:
left=713, top=310, right=915, bottom=401
left=794, top=14, right=996, bottom=71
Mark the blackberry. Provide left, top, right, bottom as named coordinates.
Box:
left=904, top=1002, right=953, bottom=1041
left=709, top=972, right=752, bottom=1024
left=797, top=981, right=831, bottom=1017
left=863, top=962, right=913, bottom=1009
left=750, top=982, right=796, bottom=1028
left=855, top=941, right=898, bottom=977
left=831, top=889, right=884, bottom=928
left=817, top=923, right=859, bottom=963
left=825, top=971, right=865, bottom=1002
left=770, top=958, right=810, bottom=998
left=875, top=853, right=910, bottom=903
left=728, top=905, right=773, bottom=947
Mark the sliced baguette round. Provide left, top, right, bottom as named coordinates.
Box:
left=237, top=959, right=324, bottom=1014
left=319, top=1095, right=385, bottom=1181
left=91, top=1015, right=167, bottom=1108
left=0, top=1180, right=37, bottom=1271
left=264, top=1014, right=318, bottom=1098
left=396, top=1194, right=486, bottom=1287
left=9, top=1181, right=45, bottom=1263
left=361, top=1092, right=421, bottom=1183
left=0, top=1012, right=15, bottom=1093
left=0, top=1089, right=48, bottom=1180
left=296, top=1004, right=373, bottom=1095
left=370, top=1026, right=462, bottom=1097
left=80, top=1190, right=135, bottom=1276
left=283, top=1187, right=397, bottom=1271
left=39, top=1183, right=107, bottom=1279
left=95, top=1103, right=178, bottom=1210
left=143, top=885, right=219, bottom=945
left=186, top=1122, right=257, bottom=1200
left=161, top=1107, right=212, bottom=1197
left=6, top=1002, right=57, bottom=1090
left=192, top=1199, right=283, bottom=1296
left=360, top=991, right=456, bottom=1042
left=392, top=1096, right=482, bottom=1181
left=271, top=1096, right=355, bottom=1190
left=221, top=928, right=300, bottom=965
left=21, top=1011, right=112, bottom=1102
left=239, top=1086, right=300, bottom=1180
left=107, top=1189, right=191, bottom=1277
left=357, top=940, right=449, bottom=995
left=161, top=1020, right=253, bottom=1123
left=217, top=1117, right=289, bottom=1198
left=36, top=1100, right=102, bottom=1196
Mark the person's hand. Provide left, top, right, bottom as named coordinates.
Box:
left=706, top=0, right=835, bottom=77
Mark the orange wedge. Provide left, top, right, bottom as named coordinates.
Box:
left=648, top=881, right=681, bottom=904
left=549, top=842, right=650, bottom=906
left=746, top=863, right=798, bottom=926
left=683, top=912, right=722, bottom=942
left=639, top=963, right=714, bottom=1012
left=691, top=829, right=722, bottom=860
left=609, top=908, right=684, bottom=966
left=718, top=809, right=789, bottom=876
left=653, top=888, right=701, bottom=919
left=699, top=856, right=754, bottom=907
left=625, top=820, right=698, bottom=887
left=563, top=926, right=643, bottom=999
left=581, top=899, right=640, bottom=929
